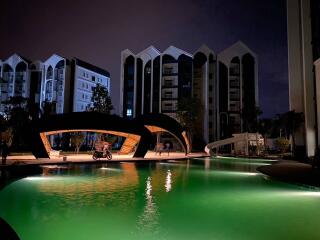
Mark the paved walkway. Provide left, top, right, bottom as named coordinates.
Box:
left=258, top=160, right=320, bottom=188
left=2, top=151, right=207, bottom=166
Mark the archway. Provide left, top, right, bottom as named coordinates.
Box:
left=29, top=112, right=189, bottom=159
left=29, top=112, right=153, bottom=158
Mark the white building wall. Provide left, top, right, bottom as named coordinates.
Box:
left=217, top=41, right=258, bottom=137
left=41, top=54, right=68, bottom=114
left=73, top=65, right=110, bottom=112
left=287, top=0, right=316, bottom=157
left=315, top=58, right=320, bottom=145
left=0, top=54, right=30, bottom=113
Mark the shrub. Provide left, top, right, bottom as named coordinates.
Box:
left=275, top=137, right=290, bottom=153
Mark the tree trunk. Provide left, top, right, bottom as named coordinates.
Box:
left=292, top=134, right=296, bottom=157
left=76, top=146, right=80, bottom=154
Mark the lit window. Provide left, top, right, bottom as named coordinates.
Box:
left=126, top=109, right=132, bottom=117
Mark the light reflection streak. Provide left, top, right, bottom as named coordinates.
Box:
left=275, top=191, right=320, bottom=197
left=216, top=171, right=259, bottom=176
left=25, top=176, right=65, bottom=181
left=137, top=176, right=159, bottom=234
left=165, top=170, right=172, bottom=192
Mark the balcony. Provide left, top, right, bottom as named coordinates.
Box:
left=229, top=106, right=240, bottom=112
left=162, top=100, right=178, bottom=112
left=230, top=96, right=240, bottom=101
left=162, top=90, right=178, bottom=99
left=230, top=81, right=240, bottom=88
left=163, top=66, right=178, bottom=76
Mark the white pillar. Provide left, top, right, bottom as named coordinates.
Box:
left=315, top=58, right=320, bottom=145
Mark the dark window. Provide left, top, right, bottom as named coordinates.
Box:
left=92, top=76, right=95, bottom=82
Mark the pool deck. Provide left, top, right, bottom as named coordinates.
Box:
left=0, top=151, right=208, bottom=167
left=258, top=160, right=320, bottom=189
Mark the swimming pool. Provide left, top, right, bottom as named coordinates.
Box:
left=1, top=157, right=320, bottom=240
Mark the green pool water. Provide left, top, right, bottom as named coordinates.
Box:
left=1, top=157, right=320, bottom=240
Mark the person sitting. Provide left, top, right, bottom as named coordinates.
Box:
left=1, top=141, right=9, bottom=165
left=94, top=140, right=104, bottom=152
left=103, top=142, right=111, bottom=153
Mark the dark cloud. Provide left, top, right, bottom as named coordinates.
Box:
left=0, top=0, right=288, bottom=117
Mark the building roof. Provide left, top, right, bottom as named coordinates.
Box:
left=121, top=49, right=135, bottom=58
left=4, top=53, right=32, bottom=66
left=136, top=46, right=161, bottom=61
left=218, top=41, right=257, bottom=65
left=162, top=46, right=193, bottom=60
left=194, top=44, right=216, bottom=56
left=73, top=58, right=110, bottom=77
left=44, top=54, right=70, bottom=67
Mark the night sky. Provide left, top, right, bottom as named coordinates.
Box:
left=0, top=0, right=288, bottom=118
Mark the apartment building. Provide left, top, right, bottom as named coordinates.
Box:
left=71, top=58, right=110, bottom=112
left=218, top=41, right=258, bottom=140
left=0, top=54, right=110, bottom=115
left=120, top=43, right=258, bottom=145
left=0, top=54, right=31, bottom=112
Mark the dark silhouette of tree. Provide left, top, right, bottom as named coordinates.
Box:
left=176, top=97, right=202, bottom=152
left=87, top=84, right=113, bottom=114
left=70, top=132, right=85, bottom=154
left=276, top=110, right=304, bottom=154
left=241, top=104, right=262, bottom=132
left=2, top=97, right=30, bottom=151
left=258, top=118, right=274, bottom=150
left=41, top=101, right=56, bottom=117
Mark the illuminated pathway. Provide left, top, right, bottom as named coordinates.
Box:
left=4, top=151, right=208, bottom=165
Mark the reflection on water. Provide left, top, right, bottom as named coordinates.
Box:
left=165, top=170, right=172, bottom=192
left=137, top=176, right=160, bottom=235
left=191, top=157, right=274, bottom=173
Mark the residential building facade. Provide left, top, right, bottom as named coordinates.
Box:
left=218, top=41, right=259, bottom=140
left=120, top=46, right=193, bottom=120
left=120, top=43, right=258, bottom=146
left=0, top=54, right=111, bottom=115
left=40, top=54, right=71, bottom=114
left=193, top=45, right=217, bottom=143
left=0, top=54, right=31, bottom=112
left=71, top=58, right=110, bottom=112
